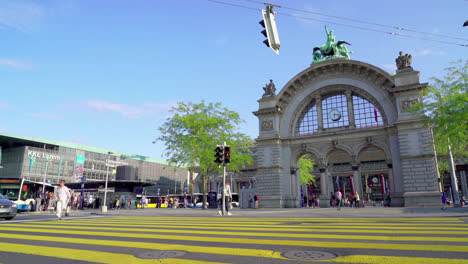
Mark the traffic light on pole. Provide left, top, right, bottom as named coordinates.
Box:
left=224, top=146, right=230, bottom=164
left=259, top=4, right=280, bottom=54
left=214, top=146, right=224, bottom=165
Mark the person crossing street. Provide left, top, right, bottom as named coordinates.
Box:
left=56, top=180, right=71, bottom=220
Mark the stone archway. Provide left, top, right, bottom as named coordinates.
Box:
left=253, top=58, right=441, bottom=208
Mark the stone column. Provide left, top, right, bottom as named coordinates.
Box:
left=345, top=90, right=355, bottom=128
left=387, top=163, right=396, bottom=196
left=316, top=96, right=323, bottom=131
left=352, top=165, right=362, bottom=206
left=319, top=167, right=330, bottom=208
left=460, top=170, right=468, bottom=201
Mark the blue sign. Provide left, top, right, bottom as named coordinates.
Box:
left=46, top=179, right=51, bottom=183
left=81, top=176, right=86, bottom=182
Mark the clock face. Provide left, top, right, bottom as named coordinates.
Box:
left=328, top=109, right=341, bottom=121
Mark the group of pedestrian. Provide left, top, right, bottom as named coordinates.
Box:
left=330, top=190, right=361, bottom=210
left=34, top=187, right=57, bottom=212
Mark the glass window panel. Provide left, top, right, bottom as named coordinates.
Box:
left=296, top=102, right=318, bottom=136
left=352, top=95, right=384, bottom=128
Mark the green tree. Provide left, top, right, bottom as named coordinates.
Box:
left=411, top=60, right=468, bottom=181
left=157, top=101, right=254, bottom=209
left=299, top=154, right=316, bottom=186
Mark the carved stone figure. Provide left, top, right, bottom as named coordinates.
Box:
left=311, top=26, right=353, bottom=64
left=262, top=79, right=276, bottom=97
left=395, top=51, right=412, bottom=70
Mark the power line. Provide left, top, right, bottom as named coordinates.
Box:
left=206, top=0, right=468, bottom=48
left=240, top=0, right=468, bottom=42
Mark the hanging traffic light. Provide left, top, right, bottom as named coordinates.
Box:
left=259, top=4, right=280, bottom=54
left=214, top=146, right=224, bottom=165
left=224, top=146, right=231, bottom=164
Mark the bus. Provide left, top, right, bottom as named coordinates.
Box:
left=0, top=178, right=56, bottom=211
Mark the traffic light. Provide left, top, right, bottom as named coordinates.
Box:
left=214, top=146, right=224, bottom=165
left=259, top=4, right=280, bottom=54
left=224, top=146, right=231, bottom=164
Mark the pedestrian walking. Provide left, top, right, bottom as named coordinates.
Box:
left=35, top=187, right=43, bottom=212
left=56, top=180, right=71, bottom=220
left=354, top=191, right=360, bottom=208
left=218, top=181, right=232, bottom=216
left=335, top=189, right=342, bottom=211
left=254, top=193, right=259, bottom=209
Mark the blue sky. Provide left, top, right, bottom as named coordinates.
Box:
left=0, top=0, right=467, bottom=159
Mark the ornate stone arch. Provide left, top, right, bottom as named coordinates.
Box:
left=290, top=145, right=322, bottom=169
left=323, top=145, right=354, bottom=165
left=354, top=140, right=391, bottom=163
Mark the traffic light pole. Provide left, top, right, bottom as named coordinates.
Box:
left=222, top=141, right=226, bottom=216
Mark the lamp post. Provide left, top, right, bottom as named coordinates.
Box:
left=41, top=157, right=50, bottom=193
left=101, top=151, right=113, bottom=213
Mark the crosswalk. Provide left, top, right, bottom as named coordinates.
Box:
left=0, top=216, right=467, bottom=263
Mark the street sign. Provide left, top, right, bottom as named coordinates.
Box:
left=81, top=176, right=86, bottom=182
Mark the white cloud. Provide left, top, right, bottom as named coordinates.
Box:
left=27, top=113, right=63, bottom=120
left=85, top=99, right=176, bottom=119
left=0, top=59, right=32, bottom=69
left=382, top=64, right=396, bottom=72
left=0, top=101, right=15, bottom=110
left=0, top=1, right=44, bottom=33
left=416, top=49, right=445, bottom=56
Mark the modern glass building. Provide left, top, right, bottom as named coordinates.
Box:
left=0, top=132, right=187, bottom=194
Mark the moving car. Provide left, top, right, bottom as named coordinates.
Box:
left=0, top=194, right=17, bottom=220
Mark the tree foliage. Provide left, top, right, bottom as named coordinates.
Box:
left=411, top=60, right=468, bottom=175
left=299, top=154, right=316, bottom=186
left=157, top=101, right=254, bottom=208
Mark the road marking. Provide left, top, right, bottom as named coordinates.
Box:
left=1, top=226, right=468, bottom=252
left=0, top=233, right=285, bottom=260
left=24, top=221, right=468, bottom=235
left=4, top=223, right=468, bottom=242
left=0, top=215, right=105, bottom=224
left=319, top=255, right=468, bottom=264
left=0, top=241, right=226, bottom=264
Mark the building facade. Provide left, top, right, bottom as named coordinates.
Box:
left=253, top=57, right=442, bottom=208
left=0, top=133, right=187, bottom=194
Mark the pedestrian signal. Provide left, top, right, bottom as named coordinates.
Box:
left=224, top=146, right=230, bottom=164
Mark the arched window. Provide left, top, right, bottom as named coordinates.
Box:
left=322, top=94, right=349, bottom=128
left=352, top=96, right=384, bottom=128
left=296, top=101, right=318, bottom=136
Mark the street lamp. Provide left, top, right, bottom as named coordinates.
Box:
left=101, top=151, right=113, bottom=213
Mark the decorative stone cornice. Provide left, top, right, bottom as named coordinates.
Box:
left=253, top=106, right=281, bottom=117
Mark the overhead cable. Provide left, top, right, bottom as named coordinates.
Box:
left=240, top=0, right=468, bottom=42
left=206, top=0, right=468, bottom=48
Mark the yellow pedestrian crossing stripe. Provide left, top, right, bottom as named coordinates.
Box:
left=0, top=216, right=467, bottom=264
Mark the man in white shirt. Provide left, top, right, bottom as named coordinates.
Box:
left=56, top=180, right=71, bottom=220
left=218, top=182, right=232, bottom=216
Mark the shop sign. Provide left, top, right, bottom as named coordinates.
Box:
left=28, top=150, right=61, bottom=161
left=76, top=155, right=85, bottom=164
left=98, top=187, right=115, bottom=192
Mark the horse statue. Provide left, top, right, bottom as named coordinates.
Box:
left=312, top=26, right=353, bottom=64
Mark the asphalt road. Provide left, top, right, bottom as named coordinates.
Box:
left=0, top=209, right=467, bottom=264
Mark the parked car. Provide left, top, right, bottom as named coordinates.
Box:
left=0, top=194, right=17, bottom=220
